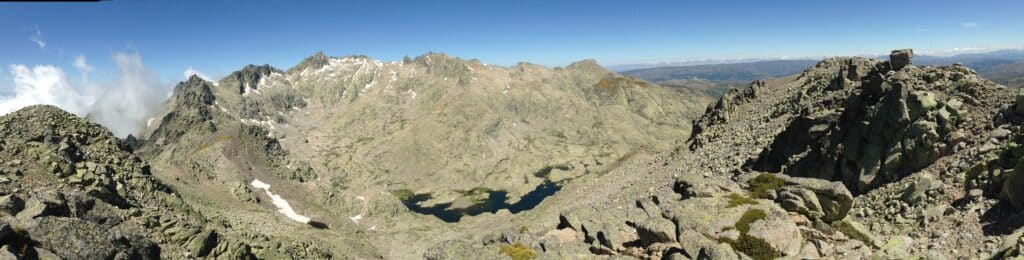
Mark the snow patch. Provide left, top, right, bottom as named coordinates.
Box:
left=250, top=179, right=311, bottom=223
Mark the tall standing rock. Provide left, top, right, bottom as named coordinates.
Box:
left=890, top=49, right=914, bottom=70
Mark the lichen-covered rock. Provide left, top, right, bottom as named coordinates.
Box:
left=779, top=176, right=853, bottom=222
left=832, top=218, right=878, bottom=247
left=26, top=217, right=159, bottom=259
left=16, top=190, right=69, bottom=220
left=745, top=211, right=802, bottom=256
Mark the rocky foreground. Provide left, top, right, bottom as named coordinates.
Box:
left=0, top=105, right=269, bottom=259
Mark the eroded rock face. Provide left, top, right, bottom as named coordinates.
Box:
left=751, top=50, right=990, bottom=193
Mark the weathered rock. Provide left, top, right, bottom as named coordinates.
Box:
left=746, top=211, right=803, bottom=256
left=677, top=229, right=739, bottom=260
left=0, top=194, right=23, bottom=216
left=186, top=229, right=218, bottom=257
left=990, top=127, right=1013, bottom=140
left=890, top=49, right=914, bottom=70
left=1002, top=161, right=1024, bottom=209
left=901, top=174, right=938, bottom=205
left=778, top=177, right=853, bottom=222
left=777, top=187, right=824, bottom=220
left=596, top=222, right=629, bottom=252
left=634, top=217, right=676, bottom=245
left=832, top=218, right=878, bottom=247
left=880, top=235, right=913, bottom=258
left=16, top=191, right=69, bottom=220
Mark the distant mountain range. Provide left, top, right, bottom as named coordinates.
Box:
left=621, top=49, right=1024, bottom=94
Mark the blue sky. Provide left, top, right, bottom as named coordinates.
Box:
left=1, top=0, right=1023, bottom=83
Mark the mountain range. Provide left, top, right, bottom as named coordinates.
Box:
left=4, top=49, right=1024, bottom=259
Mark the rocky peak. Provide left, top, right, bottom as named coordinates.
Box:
left=287, top=51, right=330, bottom=73
left=224, top=64, right=281, bottom=95
left=566, top=59, right=607, bottom=73
left=145, top=77, right=218, bottom=148
left=172, top=76, right=215, bottom=108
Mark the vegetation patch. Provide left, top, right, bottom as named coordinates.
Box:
left=720, top=208, right=780, bottom=260
left=390, top=189, right=415, bottom=201
left=725, top=234, right=782, bottom=260
left=747, top=173, right=785, bottom=199
left=499, top=242, right=538, bottom=260
left=726, top=193, right=757, bottom=208
left=735, top=208, right=766, bottom=233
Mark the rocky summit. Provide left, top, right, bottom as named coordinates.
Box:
left=3, top=49, right=1024, bottom=259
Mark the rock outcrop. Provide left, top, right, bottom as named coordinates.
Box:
left=749, top=50, right=993, bottom=193
left=0, top=105, right=315, bottom=259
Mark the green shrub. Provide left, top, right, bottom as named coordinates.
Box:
left=721, top=208, right=780, bottom=260
left=748, top=173, right=785, bottom=199
left=735, top=209, right=766, bottom=233
left=728, top=234, right=782, bottom=260
left=726, top=193, right=757, bottom=208
left=499, top=242, right=537, bottom=260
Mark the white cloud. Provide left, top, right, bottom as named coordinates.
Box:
left=0, top=64, right=93, bottom=116
left=0, top=52, right=170, bottom=137
left=961, top=22, right=981, bottom=28
left=87, top=53, right=170, bottom=137
left=183, top=66, right=211, bottom=81
left=73, top=55, right=94, bottom=73
left=31, top=26, right=46, bottom=49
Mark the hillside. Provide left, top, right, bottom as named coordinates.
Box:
left=978, top=60, right=1024, bottom=87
